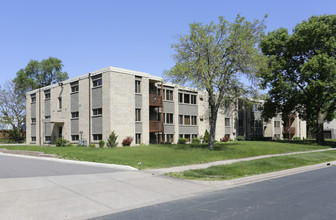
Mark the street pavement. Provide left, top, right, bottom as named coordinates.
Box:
left=94, top=165, right=336, bottom=220
left=0, top=151, right=335, bottom=219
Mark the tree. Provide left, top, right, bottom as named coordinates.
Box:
left=0, top=81, right=26, bottom=142
left=13, top=57, right=68, bottom=96
left=165, top=15, right=266, bottom=149
left=260, top=15, right=336, bottom=144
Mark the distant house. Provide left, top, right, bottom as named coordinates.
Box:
left=323, top=119, right=336, bottom=139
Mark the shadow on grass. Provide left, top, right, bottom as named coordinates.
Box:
left=273, top=139, right=336, bottom=148
left=159, top=142, right=240, bottom=151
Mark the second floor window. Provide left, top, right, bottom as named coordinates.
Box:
left=179, top=115, right=183, bottom=125
left=71, top=83, right=79, bottom=93
left=191, top=95, right=197, bottom=104
left=135, top=108, right=141, bottom=121
left=93, top=108, right=102, bottom=116
left=166, top=90, right=173, bottom=101
left=225, top=118, right=230, bottom=127
left=274, top=121, right=281, bottom=128
left=184, top=115, right=190, bottom=125
left=184, top=94, right=190, bottom=104
left=178, top=93, right=183, bottom=103
left=31, top=94, right=36, bottom=103
left=166, top=113, right=174, bottom=124
left=191, top=116, right=197, bottom=125
left=45, top=90, right=50, bottom=99
left=135, top=80, right=141, bottom=93
left=93, top=78, right=102, bottom=87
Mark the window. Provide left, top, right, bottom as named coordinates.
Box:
left=185, top=134, right=191, bottom=142
left=44, top=90, right=50, bottom=99
left=178, top=93, right=183, bottom=103
left=192, top=134, right=198, bottom=138
left=135, top=133, right=141, bottom=144
left=93, top=108, right=102, bottom=116
left=58, top=97, right=62, bottom=109
left=31, top=94, right=36, bottom=103
left=71, top=112, right=79, bottom=119
left=93, top=134, right=102, bottom=141
left=31, top=118, right=36, bottom=124
left=45, top=116, right=50, bottom=119
left=135, top=80, right=141, bottom=93
left=225, top=118, right=230, bottom=127
left=191, top=116, right=197, bottom=125
left=184, top=115, right=190, bottom=125
left=93, top=78, right=102, bottom=87
left=31, top=136, right=36, bottom=142
left=45, top=136, right=51, bottom=142
left=179, top=115, right=183, bottom=125
left=184, top=94, right=190, bottom=104
left=71, top=82, right=79, bottom=93
left=72, top=135, right=79, bottom=141
left=179, top=134, right=183, bottom=138
left=166, top=113, right=174, bottom=124
left=274, top=121, right=280, bottom=128
left=191, top=95, right=197, bottom=104
left=166, top=90, right=173, bottom=101
left=135, top=109, right=141, bottom=121
left=167, top=134, right=174, bottom=143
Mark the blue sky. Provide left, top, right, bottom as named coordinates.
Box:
left=0, top=0, right=335, bottom=86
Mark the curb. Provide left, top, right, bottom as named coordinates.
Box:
left=0, top=152, right=138, bottom=171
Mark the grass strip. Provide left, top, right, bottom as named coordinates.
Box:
left=0, top=140, right=332, bottom=169
left=167, top=150, right=336, bottom=180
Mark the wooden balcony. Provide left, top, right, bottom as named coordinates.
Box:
left=149, top=121, right=163, bottom=132
left=283, top=127, right=296, bottom=134
left=149, top=94, right=163, bottom=106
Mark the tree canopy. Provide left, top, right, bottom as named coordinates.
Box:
left=13, top=57, right=68, bottom=96
left=165, top=15, right=266, bottom=149
left=260, top=15, right=336, bottom=144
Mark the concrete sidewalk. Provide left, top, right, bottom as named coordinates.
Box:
left=146, top=148, right=336, bottom=175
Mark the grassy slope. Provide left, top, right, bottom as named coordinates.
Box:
left=0, top=140, right=332, bottom=169
left=168, top=150, right=336, bottom=180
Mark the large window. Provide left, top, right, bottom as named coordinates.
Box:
left=178, top=93, right=183, bottom=103
left=184, top=115, right=190, bottom=125
left=184, top=94, right=190, bottom=104
left=135, top=80, right=141, bottom=93
left=179, top=115, right=183, bottom=125
left=166, top=113, right=174, bottom=124
left=93, top=134, right=102, bottom=141
left=166, top=90, right=173, bottom=101
left=191, top=95, right=197, bottom=104
left=135, top=108, right=141, bottom=121
left=93, top=108, right=102, bottom=116
left=225, top=118, right=230, bottom=127
left=191, top=116, right=197, bottom=125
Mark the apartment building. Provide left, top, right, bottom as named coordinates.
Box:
left=26, top=66, right=306, bottom=146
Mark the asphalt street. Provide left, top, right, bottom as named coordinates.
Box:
left=94, top=165, right=336, bottom=220
left=0, top=154, right=121, bottom=178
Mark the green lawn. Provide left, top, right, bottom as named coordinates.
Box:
left=0, top=140, right=333, bottom=169
left=168, top=150, right=336, bottom=180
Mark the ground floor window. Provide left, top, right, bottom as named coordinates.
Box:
left=31, top=136, right=36, bottom=142
left=166, top=134, right=174, bottom=143
left=93, top=134, right=102, bottom=141
left=45, top=136, right=51, bottom=142
left=72, top=135, right=79, bottom=141
left=135, top=133, right=141, bottom=144
left=185, top=134, right=191, bottom=142
left=192, top=134, right=198, bottom=138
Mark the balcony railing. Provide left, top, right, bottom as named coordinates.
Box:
left=283, top=127, right=296, bottom=134
left=149, top=121, right=163, bottom=132
left=149, top=94, right=163, bottom=106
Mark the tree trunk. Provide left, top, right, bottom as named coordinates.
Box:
left=316, top=111, right=325, bottom=145
left=208, top=104, right=219, bottom=150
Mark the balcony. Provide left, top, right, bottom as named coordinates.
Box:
left=149, top=121, right=163, bottom=132
left=283, top=127, right=296, bottom=134
left=149, top=94, right=163, bottom=106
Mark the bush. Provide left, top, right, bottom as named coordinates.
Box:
left=293, top=137, right=301, bottom=141
left=192, top=137, right=201, bottom=143
left=88, top=144, right=96, bottom=148
left=178, top=138, right=187, bottom=144
left=107, top=131, right=118, bottom=147
left=122, top=136, right=133, bottom=146
left=55, top=137, right=69, bottom=147
left=220, top=136, right=229, bottom=142
left=236, top=136, right=245, bottom=141
left=203, top=129, right=210, bottom=143
left=229, top=138, right=233, bottom=142
left=99, top=140, right=105, bottom=148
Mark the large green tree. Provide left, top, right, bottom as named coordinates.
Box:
left=260, top=15, right=336, bottom=144
left=165, top=15, right=266, bottom=149
left=13, top=57, right=68, bottom=96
